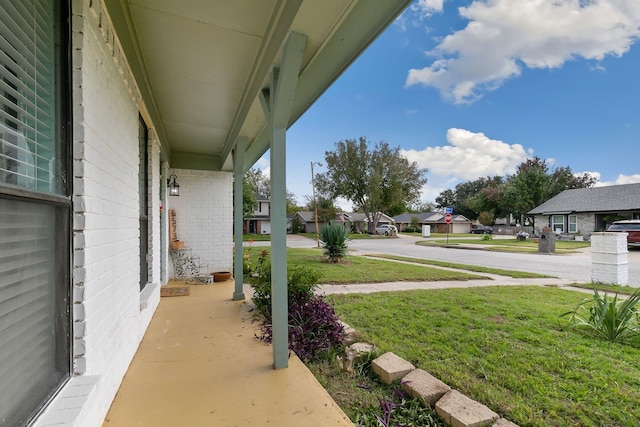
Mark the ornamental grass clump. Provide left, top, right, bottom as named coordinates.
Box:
left=319, top=223, right=348, bottom=263
left=561, top=286, right=640, bottom=345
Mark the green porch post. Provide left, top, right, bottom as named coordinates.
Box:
left=270, top=125, right=288, bottom=368
left=233, top=137, right=247, bottom=301
left=264, top=32, right=306, bottom=369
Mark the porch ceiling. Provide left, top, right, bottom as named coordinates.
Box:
left=105, top=0, right=411, bottom=171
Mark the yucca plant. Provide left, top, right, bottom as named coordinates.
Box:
left=319, top=223, right=348, bottom=263
left=561, top=287, right=640, bottom=345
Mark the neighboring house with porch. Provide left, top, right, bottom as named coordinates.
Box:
left=528, top=183, right=640, bottom=240
left=245, top=197, right=271, bottom=235
left=0, top=1, right=411, bottom=426
left=393, top=212, right=473, bottom=233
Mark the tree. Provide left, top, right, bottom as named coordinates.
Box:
left=241, top=176, right=257, bottom=220
left=304, top=195, right=337, bottom=224
left=436, top=176, right=504, bottom=220
left=315, top=137, right=427, bottom=231
left=244, top=167, right=301, bottom=216
left=503, top=157, right=596, bottom=223
left=409, top=200, right=436, bottom=213
left=245, top=168, right=270, bottom=197
left=285, top=190, right=302, bottom=216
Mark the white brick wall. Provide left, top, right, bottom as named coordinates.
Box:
left=591, top=232, right=629, bottom=285
left=36, top=1, right=161, bottom=425
left=167, top=168, right=233, bottom=276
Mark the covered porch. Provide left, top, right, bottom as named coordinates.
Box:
left=103, top=280, right=351, bottom=426
left=105, top=0, right=412, bottom=369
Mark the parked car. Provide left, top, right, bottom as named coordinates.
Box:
left=606, top=220, right=640, bottom=247
left=375, top=224, right=397, bottom=235
left=471, top=225, right=493, bottom=234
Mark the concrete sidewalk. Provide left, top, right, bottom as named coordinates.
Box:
left=317, top=276, right=578, bottom=295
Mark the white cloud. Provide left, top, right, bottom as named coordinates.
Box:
left=402, top=128, right=533, bottom=202
left=412, top=0, right=446, bottom=17
left=401, top=128, right=533, bottom=181
left=254, top=156, right=270, bottom=179
left=595, top=173, right=640, bottom=186
left=396, top=0, right=446, bottom=32
left=406, top=0, right=640, bottom=104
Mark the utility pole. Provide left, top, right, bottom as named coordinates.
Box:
left=310, top=161, right=322, bottom=248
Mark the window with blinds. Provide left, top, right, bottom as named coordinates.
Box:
left=0, top=0, right=62, bottom=194
left=0, top=1, right=71, bottom=425
left=0, top=199, right=70, bottom=426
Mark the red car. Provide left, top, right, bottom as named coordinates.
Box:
left=606, top=220, right=640, bottom=247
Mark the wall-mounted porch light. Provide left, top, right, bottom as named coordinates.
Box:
left=167, top=174, right=180, bottom=196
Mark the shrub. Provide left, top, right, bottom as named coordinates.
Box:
left=319, top=223, right=348, bottom=263
left=561, top=287, right=640, bottom=345
left=354, top=385, right=444, bottom=427
left=481, top=233, right=493, bottom=241
left=250, top=251, right=344, bottom=362
left=258, top=294, right=345, bottom=362
left=249, top=251, right=320, bottom=316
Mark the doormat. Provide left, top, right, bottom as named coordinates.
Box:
left=160, top=286, right=190, bottom=297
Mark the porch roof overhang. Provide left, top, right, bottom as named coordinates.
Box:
left=104, top=0, right=412, bottom=172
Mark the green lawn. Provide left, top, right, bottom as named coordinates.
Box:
left=242, top=233, right=271, bottom=241
left=243, top=248, right=486, bottom=283
left=364, top=254, right=552, bottom=279
left=328, top=286, right=640, bottom=426
left=299, top=232, right=390, bottom=240
left=417, top=237, right=590, bottom=253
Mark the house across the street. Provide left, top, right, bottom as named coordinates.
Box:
left=528, top=183, right=640, bottom=239
left=244, top=197, right=271, bottom=235
left=293, top=211, right=394, bottom=233
left=393, top=212, right=472, bottom=234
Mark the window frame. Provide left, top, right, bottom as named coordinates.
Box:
left=0, top=0, right=72, bottom=424
left=568, top=215, right=578, bottom=233
left=551, top=215, right=564, bottom=233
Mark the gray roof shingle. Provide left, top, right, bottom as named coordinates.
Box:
left=528, top=183, right=640, bottom=214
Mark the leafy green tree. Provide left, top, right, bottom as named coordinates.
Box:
left=316, top=138, right=427, bottom=232
left=409, top=200, right=436, bottom=213
left=436, top=176, right=503, bottom=219
left=244, top=167, right=301, bottom=216
left=503, top=157, right=596, bottom=223
left=477, top=211, right=495, bottom=226
left=285, top=190, right=302, bottom=216
left=241, top=176, right=257, bottom=220
left=410, top=216, right=421, bottom=230
left=244, top=168, right=270, bottom=197
left=304, top=195, right=337, bottom=224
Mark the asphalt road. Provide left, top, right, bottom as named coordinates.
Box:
left=284, top=234, right=640, bottom=287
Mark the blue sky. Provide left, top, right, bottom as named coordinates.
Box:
left=257, top=0, right=640, bottom=210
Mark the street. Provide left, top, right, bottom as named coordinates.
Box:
left=283, top=234, right=640, bottom=287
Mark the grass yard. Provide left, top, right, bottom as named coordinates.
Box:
left=299, top=232, right=391, bottom=240
left=364, top=254, right=552, bottom=279
left=417, top=237, right=590, bottom=253
left=242, top=233, right=271, bottom=241
left=328, top=286, right=640, bottom=426
left=243, top=248, right=487, bottom=283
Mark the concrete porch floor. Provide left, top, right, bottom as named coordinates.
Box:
left=103, top=280, right=352, bottom=426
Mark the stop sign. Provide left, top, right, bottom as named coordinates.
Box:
left=444, top=213, right=452, bottom=223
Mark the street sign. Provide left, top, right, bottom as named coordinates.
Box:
left=445, top=213, right=452, bottom=223
left=445, top=207, right=453, bottom=214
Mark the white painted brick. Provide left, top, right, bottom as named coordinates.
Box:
left=34, top=3, right=158, bottom=426
left=591, top=233, right=629, bottom=285
left=167, top=169, right=234, bottom=275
